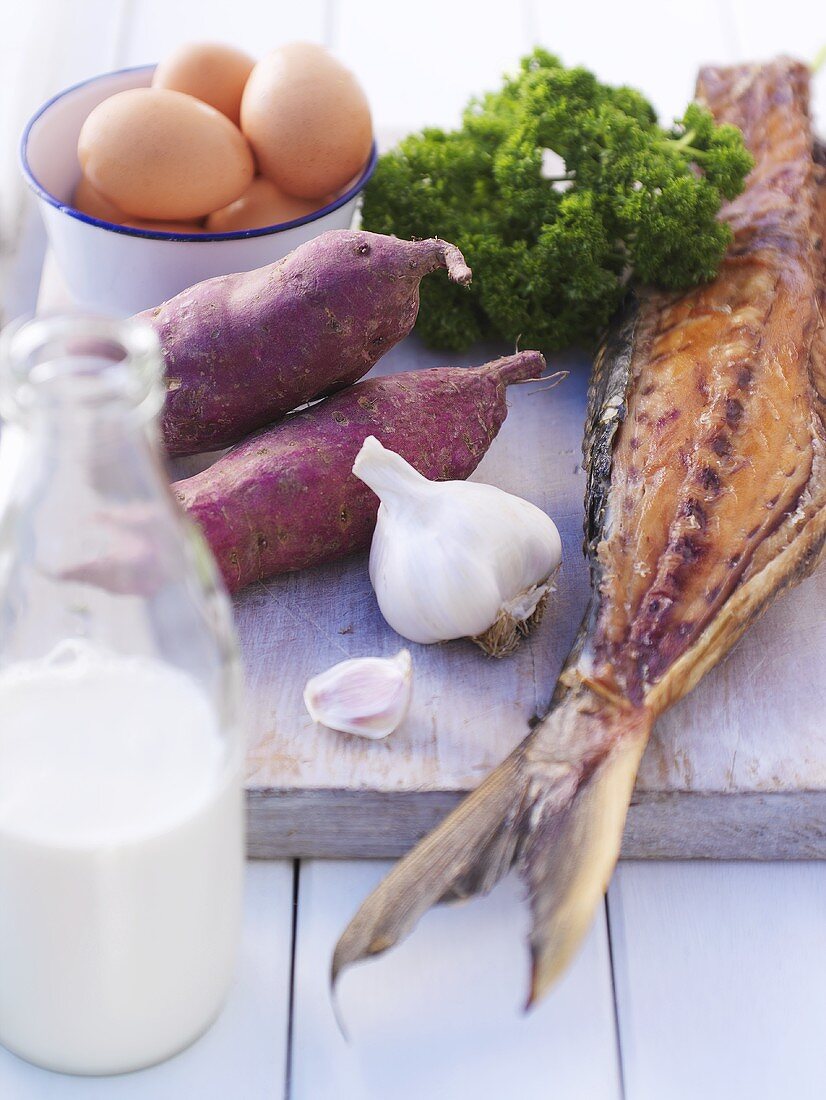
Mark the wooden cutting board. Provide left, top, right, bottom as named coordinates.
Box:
left=231, top=339, right=826, bottom=860
left=40, top=258, right=826, bottom=860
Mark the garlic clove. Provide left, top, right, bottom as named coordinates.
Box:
left=303, top=650, right=412, bottom=739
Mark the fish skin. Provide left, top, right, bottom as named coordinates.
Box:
left=333, top=58, right=826, bottom=1005
left=591, top=59, right=824, bottom=705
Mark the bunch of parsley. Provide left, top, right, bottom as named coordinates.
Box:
left=362, top=49, right=753, bottom=351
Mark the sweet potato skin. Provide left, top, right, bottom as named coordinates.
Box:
left=174, top=351, right=545, bottom=592
left=138, top=230, right=471, bottom=456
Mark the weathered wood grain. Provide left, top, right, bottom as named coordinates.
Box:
left=609, top=861, right=826, bottom=1099
left=237, top=339, right=590, bottom=795
left=291, top=861, right=622, bottom=1100
left=37, top=252, right=826, bottom=859
left=246, top=791, right=826, bottom=860
left=34, top=149, right=826, bottom=861
left=235, top=336, right=826, bottom=858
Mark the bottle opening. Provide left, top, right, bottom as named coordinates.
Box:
left=0, top=314, right=163, bottom=418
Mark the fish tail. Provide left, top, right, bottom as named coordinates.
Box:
left=332, top=685, right=651, bottom=1006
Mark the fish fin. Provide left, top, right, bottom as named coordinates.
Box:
left=332, top=687, right=651, bottom=1005
left=520, top=712, right=649, bottom=1004
left=331, top=747, right=529, bottom=985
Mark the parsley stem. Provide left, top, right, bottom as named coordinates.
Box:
left=658, top=130, right=709, bottom=162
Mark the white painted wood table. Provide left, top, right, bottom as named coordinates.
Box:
left=1, top=2, right=826, bottom=1097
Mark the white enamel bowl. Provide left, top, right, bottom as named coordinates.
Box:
left=20, top=65, right=377, bottom=316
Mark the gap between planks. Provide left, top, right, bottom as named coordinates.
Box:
left=608, top=861, right=826, bottom=1100
left=288, top=860, right=622, bottom=1100
left=0, top=863, right=295, bottom=1100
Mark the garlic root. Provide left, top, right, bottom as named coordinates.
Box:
left=473, top=567, right=560, bottom=657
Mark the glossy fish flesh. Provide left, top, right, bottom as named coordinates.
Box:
left=334, top=58, right=826, bottom=1004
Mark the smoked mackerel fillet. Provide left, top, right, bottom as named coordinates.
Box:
left=334, top=59, right=826, bottom=1003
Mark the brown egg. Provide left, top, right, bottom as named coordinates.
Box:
left=152, top=43, right=255, bottom=126
left=123, top=218, right=205, bottom=234
left=72, top=174, right=127, bottom=222
left=78, top=87, right=255, bottom=220
left=205, top=176, right=319, bottom=232
left=240, top=42, right=372, bottom=200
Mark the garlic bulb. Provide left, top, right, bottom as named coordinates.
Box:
left=303, top=649, right=412, bottom=739
left=353, top=437, right=562, bottom=657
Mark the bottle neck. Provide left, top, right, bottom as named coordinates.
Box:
left=0, top=315, right=172, bottom=615
left=0, top=314, right=163, bottom=427
left=0, top=313, right=167, bottom=500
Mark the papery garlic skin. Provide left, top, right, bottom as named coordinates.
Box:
left=352, top=437, right=562, bottom=656
left=303, top=649, right=412, bottom=739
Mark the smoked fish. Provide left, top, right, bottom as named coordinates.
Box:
left=334, top=59, right=826, bottom=1004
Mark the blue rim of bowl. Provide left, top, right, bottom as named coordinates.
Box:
left=19, top=63, right=378, bottom=243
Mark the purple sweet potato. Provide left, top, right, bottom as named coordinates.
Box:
left=174, top=350, right=546, bottom=592
left=137, top=230, right=472, bottom=456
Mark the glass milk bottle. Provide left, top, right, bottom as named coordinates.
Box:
left=0, top=315, right=244, bottom=1075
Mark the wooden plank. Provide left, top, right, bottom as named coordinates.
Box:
left=2, top=205, right=47, bottom=323
left=331, top=0, right=534, bottom=132
left=236, top=333, right=826, bottom=858
left=118, top=0, right=327, bottom=65
left=0, top=0, right=132, bottom=321
left=238, top=340, right=592, bottom=804
left=0, top=861, right=295, bottom=1098
left=608, top=861, right=826, bottom=1099
left=30, top=6, right=826, bottom=859
left=226, top=5, right=826, bottom=857
left=0, top=0, right=130, bottom=213
left=36, top=250, right=826, bottom=858
left=528, top=0, right=736, bottom=123
left=248, top=789, right=826, bottom=860
left=290, top=860, right=621, bottom=1100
